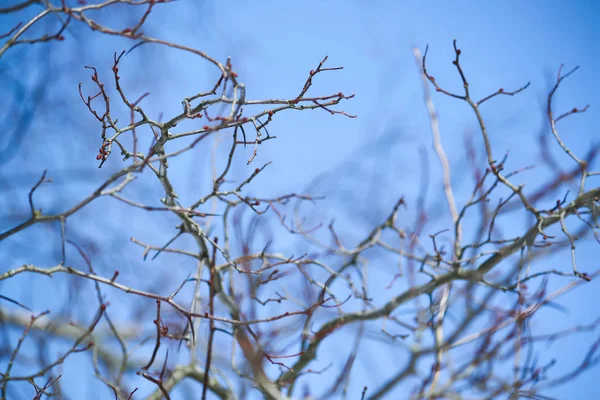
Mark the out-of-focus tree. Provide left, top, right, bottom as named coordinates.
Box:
left=1, top=2, right=598, bottom=400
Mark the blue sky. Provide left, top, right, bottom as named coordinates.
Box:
left=1, top=1, right=599, bottom=399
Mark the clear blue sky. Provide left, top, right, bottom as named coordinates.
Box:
left=1, top=1, right=599, bottom=399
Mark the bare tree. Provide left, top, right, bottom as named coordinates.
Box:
left=1, top=2, right=598, bottom=400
